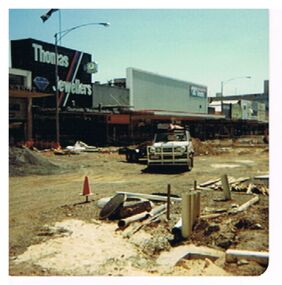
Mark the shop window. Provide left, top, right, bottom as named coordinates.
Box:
left=9, top=103, right=21, bottom=111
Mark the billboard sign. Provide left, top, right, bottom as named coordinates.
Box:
left=11, top=38, right=92, bottom=108
left=190, top=85, right=207, bottom=98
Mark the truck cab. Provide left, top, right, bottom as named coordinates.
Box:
left=147, top=124, right=194, bottom=170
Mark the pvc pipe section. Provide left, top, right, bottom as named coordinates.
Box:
left=116, top=191, right=181, bottom=202
left=174, top=191, right=201, bottom=240
left=117, top=203, right=167, bottom=228
left=150, top=203, right=167, bottom=216
left=181, top=193, right=192, bottom=239
left=225, top=249, right=269, bottom=266
left=118, top=211, right=150, bottom=228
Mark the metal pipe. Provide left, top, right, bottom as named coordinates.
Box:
left=226, top=249, right=268, bottom=266
left=97, top=197, right=151, bottom=209
left=167, top=184, right=171, bottom=220
left=118, top=211, right=150, bottom=229
left=116, top=191, right=181, bottom=202
left=54, top=33, right=60, bottom=146
left=150, top=204, right=167, bottom=216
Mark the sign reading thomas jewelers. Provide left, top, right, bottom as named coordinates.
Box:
left=11, top=38, right=92, bottom=108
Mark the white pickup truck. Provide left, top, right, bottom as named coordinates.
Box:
left=147, top=126, right=194, bottom=171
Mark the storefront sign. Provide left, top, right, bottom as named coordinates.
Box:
left=190, top=85, right=207, bottom=98
left=11, top=38, right=92, bottom=108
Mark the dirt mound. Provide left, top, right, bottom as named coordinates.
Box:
left=192, top=138, right=218, bottom=156
left=9, top=147, right=60, bottom=176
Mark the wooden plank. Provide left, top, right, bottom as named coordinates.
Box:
left=229, top=177, right=250, bottom=185
left=196, top=186, right=214, bottom=191
left=230, top=195, right=259, bottom=213
left=221, top=174, right=231, bottom=200
left=200, top=213, right=227, bottom=219
left=199, top=178, right=221, bottom=187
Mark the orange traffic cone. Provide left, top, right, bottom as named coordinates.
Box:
left=80, top=176, right=93, bottom=202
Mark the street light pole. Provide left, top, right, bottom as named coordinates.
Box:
left=54, top=22, right=110, bottom=146
left=54, top=33, right=59, bottom=146
left=220, top=76, right=251, bottom=114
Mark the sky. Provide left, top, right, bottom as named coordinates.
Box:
left=8, top=9, right=269, bottom=97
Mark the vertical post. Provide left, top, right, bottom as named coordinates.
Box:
left=58, top=10, right=62, bottom=45
left=167, top=184, right=171, bottom=220
left=194, top=180, right=197, bottom=191
left=54, top=33, right=60, bottom=147
left=26, top=97, right=33, bottom=141
left=221, top=81, right=224, bottom=114
left=181, top=193, right=192, bottom=239
left=221, top=174, right=231, bottom=200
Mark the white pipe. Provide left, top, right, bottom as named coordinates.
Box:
left=196, top=191, right=201, bottom=218
left=150, top=204, right=167, bottom=216
left=181, top=193, right=192, bottom=239
left=116, top=191, right=181, bottom=202
left=225, top=249, right=269, bottom=265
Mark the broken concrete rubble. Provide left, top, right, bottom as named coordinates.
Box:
left=157, top=244, right=225, bottom=267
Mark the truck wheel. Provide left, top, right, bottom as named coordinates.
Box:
left=131, top=152, right=138, bottom=162
left=126, top=153, right=132, bottom=162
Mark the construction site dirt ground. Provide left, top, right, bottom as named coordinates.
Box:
left=9, top=138, right=269, bottom=276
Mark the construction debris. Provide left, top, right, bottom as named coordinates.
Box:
left=99, top=193, right=127, bottom=220
left=157, top=244, right=225, bottom=267
left=123, top=209, right=166, bottom=238
left=225, top=249, right=269, bottom=266
left=229, top=195, right=260, bottom=213
left=116, top=191, right=182, bottom=202
left=66, top=141, right=98, bottom=153
left=198, top=175, right=268, bottom=195
left=221, top=174, right=232, bottom=200
left=116, top=201, right=153, bottom=219
left=118, top=211, right=151, bottom=229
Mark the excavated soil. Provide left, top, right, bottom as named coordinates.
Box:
left=9, top=138, right=269, bottom=276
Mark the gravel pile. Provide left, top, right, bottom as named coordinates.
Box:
left=9, top=147, right=60, bottom=176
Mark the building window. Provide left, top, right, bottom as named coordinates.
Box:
left=9, top=103, right=21, bottom=111
left=9, top=74, right=25, bottom=87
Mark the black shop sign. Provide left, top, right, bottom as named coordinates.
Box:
left=11, top=38, right=92, bottom=108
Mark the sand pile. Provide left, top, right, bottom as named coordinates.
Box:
left=13, top=219, right=149, bottom=275
left=9, top=147, right=60, bottom=176
left=12, top=218, right=230, bottom=276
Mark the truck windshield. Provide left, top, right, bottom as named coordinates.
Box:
left=155, top=132, right=187, bottom=142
